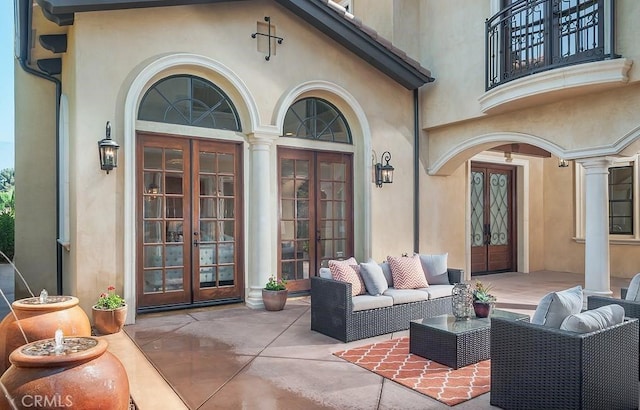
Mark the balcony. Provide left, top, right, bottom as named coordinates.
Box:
left=486, top=0, right=617, bottom=91
left=481, top=0, right=630, bottom=113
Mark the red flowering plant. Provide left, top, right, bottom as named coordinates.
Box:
left=94, top=285, right=126, bottom=310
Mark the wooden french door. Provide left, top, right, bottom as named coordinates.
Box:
left=137, top=133, right=243, bottom=309
left=470, top=163, right=516, bottom=275
left=278, top=149, right=353, bottom=292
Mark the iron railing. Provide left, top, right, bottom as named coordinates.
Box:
left=485, top=0, right=617, bottom=90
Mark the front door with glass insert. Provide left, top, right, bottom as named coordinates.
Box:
left=278, top=148, right=353, bottom=292
left=470, top=163, right=516, bottom=275
left=137, top=133, right=243, bottom=309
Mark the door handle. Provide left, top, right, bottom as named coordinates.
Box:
left=484, top=224, right=491, bottom=245
left=193, top=232, right=199, bottom=247
left=316, top=229, right=321, bottom=243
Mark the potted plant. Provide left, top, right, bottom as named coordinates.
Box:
left=262, top=275, right=288, bottom=311
left=92, top=286, right=127, bottom=335
left=472, top=281, right=496, bottom=318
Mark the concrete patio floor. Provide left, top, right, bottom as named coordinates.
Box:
left=0, top=265, right=633, bottom=409
left=106, top=270, right=632, bottom=409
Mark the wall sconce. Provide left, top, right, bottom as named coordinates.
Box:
left=504, top=151, right=513, bottom=163
left=98, top=121, right=119, bottom=174
left=558, top=158, right=570, bottom=168
left=374, top=151, right=394, bottom=188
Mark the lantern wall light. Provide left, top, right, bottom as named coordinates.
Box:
left=374, top=151, right=394, bottom=188
left=98, top=121, right=119, bottom=174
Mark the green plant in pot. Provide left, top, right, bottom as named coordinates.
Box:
left=92, top=286, right=128, bottom=335
left=262, top=275, right=288, bottom=311
left=472, top=281, right=496, bottom=318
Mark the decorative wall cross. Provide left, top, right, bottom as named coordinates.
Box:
left=251, top=16, right=284, bottom=61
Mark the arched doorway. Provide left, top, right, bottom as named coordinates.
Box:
left=135, top=75, right=244, bottom=310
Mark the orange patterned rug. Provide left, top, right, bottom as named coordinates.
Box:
left=334, top=337, right=490, bottom=406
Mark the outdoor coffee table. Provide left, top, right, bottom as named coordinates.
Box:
left=409, top=309, right=529, bottom=369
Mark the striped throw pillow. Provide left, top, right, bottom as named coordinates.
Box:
left=329, top=260, right=366, bottom=296
left=387, top=254, right=429, bottom=289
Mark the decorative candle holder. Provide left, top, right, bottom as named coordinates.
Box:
left=451, top=282, right=474, bottom=320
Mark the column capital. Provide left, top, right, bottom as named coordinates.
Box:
left=247, top=129, right=280, bottom=147
left=576, top=156, right=615, bottom=171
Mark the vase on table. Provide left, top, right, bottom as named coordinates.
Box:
left=473, top=301, right=493, bottom=318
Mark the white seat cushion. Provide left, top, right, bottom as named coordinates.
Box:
left=625, top=273, right=640, bottom=301
left=531, top=285, right=583, bottom=328
left=425, top=284, right=455, bottom=300
left=560, top=304, right=625, bottom=333
left=382, top=288, right=429, bottom=304
left=352, top=294, right=394, bottom=312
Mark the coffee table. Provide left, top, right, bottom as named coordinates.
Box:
left=409, top=309, right=529, bottom=369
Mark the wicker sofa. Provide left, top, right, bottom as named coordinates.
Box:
left=310, top=268, right=462, bottom=342
left=490, top=316, right=639, bottom=410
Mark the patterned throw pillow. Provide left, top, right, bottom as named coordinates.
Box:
left=329, top=260, right=366, bottom=296
left=387, top=255, right=429, bottom=289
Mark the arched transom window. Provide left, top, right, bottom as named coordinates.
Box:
left=283, top=98, right=351, bottom=144
left=138, top=75, right=241, bottom=131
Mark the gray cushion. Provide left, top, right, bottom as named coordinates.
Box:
left=352, top=294, right=394, bottom=312
left=425, top=284, right=455, bottom=300
left=531, top=285, right=583, bottom=328
left=379, top=261, right=393, bottom=288
left=417, top=253, right=450, bottom=285
left=625, top=273, right=640, bottom=301
left=359, top=262, right=389, bottom=296
left=318, top=267, right=332, bottom=279
left=560, top=304, right=625, bottom=333
left=382, top=288, right=429, bottom=304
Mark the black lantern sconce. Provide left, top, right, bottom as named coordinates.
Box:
left=98, top=121, right=119, bottom=174
left=374, top=151, right=394, bottom=188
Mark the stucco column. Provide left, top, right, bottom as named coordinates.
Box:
left=578, top=157, right=613, bottom=300
left=245, top=132, right=278, bottom=309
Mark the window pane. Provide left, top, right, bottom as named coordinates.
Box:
left=609, top=165, right=634, bottom=235
left=282, top=97, right=351, bottom=143
left=200, top=152, right=216, bottom=173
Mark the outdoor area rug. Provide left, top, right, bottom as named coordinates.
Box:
left=333, top=337, right=490, bottom=406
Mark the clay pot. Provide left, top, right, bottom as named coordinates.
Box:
left=0, top=296, right=91, bottom=374
left=262, top=289, right=288, bottom=311
left=473, top=301, right=493, bottom=318
left=92, top=305, right=128, bottom=335
left=0, top=336, right=130, bottom=409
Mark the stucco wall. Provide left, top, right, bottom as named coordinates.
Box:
left=58, top=0, right=417, bottom=312
left=13, top=61, right=58, bottom=298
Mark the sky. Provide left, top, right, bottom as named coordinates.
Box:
left=0, top=2, right=14, bottom=171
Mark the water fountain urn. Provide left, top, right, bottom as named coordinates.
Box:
left=0, top=290, right=91, bottom=374
left=0, top=335, right=130, bottom=409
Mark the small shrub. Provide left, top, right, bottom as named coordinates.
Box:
left=0, top=212, right=15, bottom=261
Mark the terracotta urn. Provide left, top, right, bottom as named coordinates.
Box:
left=0, top=295, right=91, bottom=374
left=262, top=289, right=288, bottom=311
left=92, top=305, right=128, bottom=335
left=0, top=336, right=130, bottom=409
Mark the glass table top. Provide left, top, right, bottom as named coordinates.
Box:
left=412, top=309, right=529, bottom=334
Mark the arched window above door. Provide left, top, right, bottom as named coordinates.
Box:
left=283, top=98, right=352, bottom=144
left=138, top=75, right=241, bottom=131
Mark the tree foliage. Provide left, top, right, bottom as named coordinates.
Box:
left=0, top=168, right=14, bottom=192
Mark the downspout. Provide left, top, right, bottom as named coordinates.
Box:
left=413, top=88, right=419, bottom=253
left=17, top=0, right=63, bottom=294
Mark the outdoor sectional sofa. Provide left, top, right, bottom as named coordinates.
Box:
left=310, top=267, right=462, bottom=342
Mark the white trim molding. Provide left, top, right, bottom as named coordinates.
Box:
left=479, top=58, right=633, bottom=114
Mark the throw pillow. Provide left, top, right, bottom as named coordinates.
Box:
left=328, top=260, right=366, bottom=297
left=387, top=255, right=429, bottom=289
left=531, top=285, right=583, bottom=328
left=625, top=273, right=640, bottom=301
left=318, top=267, right=332, bottom=279
left=359, top=262, right=389, bottom=296
left=379, top=261, right=393, bottom=288
left=560, top=304, right=625, bottom=333
left=417, top=253, right=450, bottom=285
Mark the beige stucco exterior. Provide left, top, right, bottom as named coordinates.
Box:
left=14, top=0, right=640, bottom=323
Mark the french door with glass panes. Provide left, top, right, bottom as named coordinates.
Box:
left=470, top=163, right=516, bottom=275
left=137, top=133, right=243, bottom=309
left=278, top=149, right=353, bottom=292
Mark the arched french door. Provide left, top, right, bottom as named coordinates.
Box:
left=278, top=97, right=354, bottom=292
left=135, top=74, right=244, bottom=310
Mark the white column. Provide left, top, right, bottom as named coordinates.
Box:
left=245, top=133, right=278, bottom=309
left=578, top=157, right=613, bottom=300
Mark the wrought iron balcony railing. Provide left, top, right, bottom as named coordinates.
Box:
left=485, top=0, right=618, bottom=91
